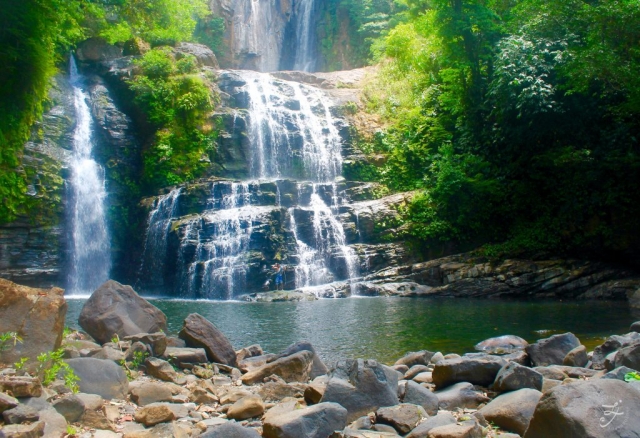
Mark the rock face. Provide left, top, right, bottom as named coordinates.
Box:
left=78, top=280, right=167, bottom=344
left=65, top=358, right=129, bottom=399
left=178, top=313, right=237, bottom=366
left=524, top=379, right=640, bottom=438
left=321, top=359, right=399, bottom=422
left=263, top=401, right=348, bottom=438
left=0, top=279, right=67, bottom=364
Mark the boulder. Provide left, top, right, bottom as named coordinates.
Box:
left=525, top=333, right=581, bottom=367
left=129, top=382, right=173, bottom=406
left=174, top=42, right=219, bottom=68
left=475, top=335, right=529, bottom=355
left=493, top=362, right=543, bottom=392
left=0, top=421, right=45, bottom=437
left=434, top=382, right=490, bottom=410
left=406, top=412, right=457, bottom=438
left=179, top=313, right=237, bottom=366
left=124, top=333, right=167, bottom=356
left=591, top=332, right=640, bottom=370
left=0, top=392, right=19, bottom=413
left=0, top=278, right=66, bottom=364
left=563, top=345, right=588, bottom=367
left=227, top=395, right=265, bottom=420
left=200, top=422, right=261, bottom=437
left=479, top=388, right=542, bottom=435
left=76, top=37, right=122, bottom=61
left=0, top=376, right=42, bottom=398
left=272, top=341, right=328, bottom=378
left=321, top=359, right=399, bottom=422
left=304, top=381, right=327, bottom=405
left=404, top=365, right=430, bottom=381
left=631, top=321, right=640, bottom=332
left=134, top=403, right=175, bottom=427
left=65, top=357, right=128, bottom=399
left=145, top=357, right=183, bottom=383
left=78, top=280, right=167, bottom=344
left=2, top=404, right=39, bottom=424
left=432, top=355, right=506, bottom=388
left=52, top=394, right=86, bottom=422
left=427, top=420, right=483, bottom=438
left=524, top=379, right=640, bottom=437
left=236, top=344, right=264, bottom=362
left=162, top=347, right=208, bottom=368
left=613, top=341, right=640, bottom=371
left=602, top=366, right=637, bottom=381
left=394, top=351, right=435, bottom=368
left=376, top=404, right=428, bottom=435
left=263, top=401, right=347, bottom=438
left=241, top=350, right=314, bottom=385
left=258, top=381, right=306, bottom=402
left=533, top=366, right=566, bottom=380
left=413, top=372, right=432, bottom=384
left=398, top=380, right=438, bottom=415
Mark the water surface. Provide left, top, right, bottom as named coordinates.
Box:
left=65, top=297, right=635, bottom=365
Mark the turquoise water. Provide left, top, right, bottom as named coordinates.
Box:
left=65, top=297, right=636, bottom=365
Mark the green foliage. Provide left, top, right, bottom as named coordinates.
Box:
left=0, top=332, right=22, bottom=352
left=128, top=48, right=218, bottom=191
left=36, top=349, right=80, bottom=392
left=625, top=372, right=640, bottom=382
left=195, top=16, right=226, bottom=56
left=119, top=350, right=149, bottom=381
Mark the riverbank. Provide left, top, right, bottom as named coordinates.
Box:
left=1, top=279, right=640, bottom=437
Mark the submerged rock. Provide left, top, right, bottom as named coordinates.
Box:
left=475, top=335, right=528, bottom=355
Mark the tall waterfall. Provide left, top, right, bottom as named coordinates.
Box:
left=67, top=56, right=111, bottom=295
left=293, top=0, right=318, bottom=72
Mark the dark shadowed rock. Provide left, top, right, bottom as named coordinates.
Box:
left=52, top=395, right=86, bottom=422
left=0, top=393, right=19, bottom=413
left=525, top=333, right=581, bottom=367
left=241, top=350, right=314, bottom=385
left=493, top=362, right=543, bottom=392
left=475, top=335, right=528, bottom=355
left=321, top=359, right=399, bottom=422
left=432, top=355, right=506, bottom=388
left=394, top=351, right=435, bottom=368
left=0, top=279, right=67, bottom=364
left=398, top=380, right=438, bottom=415
left=272, top=341, right=328, bottom=378
left=124, top=333, right=167, bottom=356
left=563, top=345, right=588, bottom=367
left=65, top=357, right=128, bottom=399
left=0, top=421, right=45, bottom=437
left=524, top=379, right=640, bottom=438
left=434, top=382, right=490, bottom=410
left=2, top=404, right=39, bottom=424
left=179, top=313, right=237, bottom=366
left=631, top=321, right=640, bottom=332
left=479, top=388, right=542, bottom=435
left=263, top=401, right=347, bottom=438
left=78, top=280, right=167, bottom=344
left=200, top=422, right=261, bottom=437
left=614, top=341, right=640, bottom=371
left=406, top=412, right=457, bottom=438
left=376, top=404, right=428, bottom=435
left=591, top=332, right=640, bottom=370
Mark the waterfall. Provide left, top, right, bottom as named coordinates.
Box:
left=67, top=55, right=111, bottom=295
left=293, top=0, right=317, bottom=72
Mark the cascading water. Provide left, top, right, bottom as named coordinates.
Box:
left=293, top=0, right=318, bottom=72
left=67, top=56, right=111, bottom=294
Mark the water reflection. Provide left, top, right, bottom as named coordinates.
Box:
left=65, top=297, right=634, bottom=365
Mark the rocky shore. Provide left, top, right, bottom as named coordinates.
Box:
left=1, top=278, right=640, bottom=438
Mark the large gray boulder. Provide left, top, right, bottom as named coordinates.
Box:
left=200, top=422, right=261, bottom=437
left=434, top=382, right=490, bottom=410
left=614, top=341, right=640, bottom=371
left=475, top=335, right=528, bottom=354
left=376, top=404, right=428, bottom=435
left=65, top=358, right=128, bottom=399
left=321, top=359, right=399, bottom=422
left=479, top=388, right=542, bottom=436
left=78, top=280, right=167, bottom=344
left=493, top=362, right=543, bottom=392
left=398, top=380, right=439, bottom=415
left=241, top=351, right=314, bottom=385
left=406, top=412, right=457, bottom=438
left=524, top=379, right=640, bottom=437
left=174, top=42, right=219, bottom=68
left=525, top=332, right=581, bottom=367
left=591, top=332, right=640, bottom=370
left=263, top=401, right=347, bottom=438
left=563, top=345, right=589, bottom=367
left=271, top=341, right=328, bottom=379
left=432, top=355, right=506, bottom=388
left=179, top=313, right=237, bottom=366
left=0, top=279, right=67, bottom=364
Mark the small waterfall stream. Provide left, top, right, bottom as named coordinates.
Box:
left=67, top=56, right=111, bottom=295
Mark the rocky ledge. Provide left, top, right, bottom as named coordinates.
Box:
left=1, top=278, right=640, bottom=438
